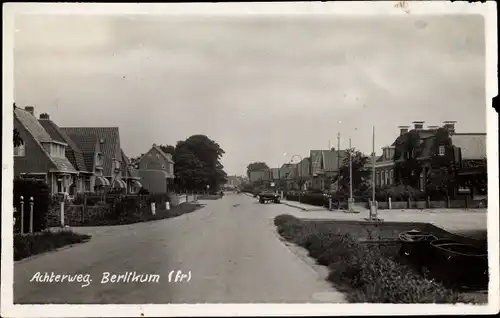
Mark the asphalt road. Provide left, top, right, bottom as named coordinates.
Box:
left=14, top=194, right=346, bottom=304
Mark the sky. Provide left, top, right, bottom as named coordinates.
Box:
left=14, top=14, right=486, bottom=176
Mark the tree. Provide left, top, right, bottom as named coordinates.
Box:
left=393, top=130, right=423, bottom=188
left=13, top=103, right=23, bottom=147
left=246, top=162, right=269, bottom=179
left=333, top=149, right=371, bottom=198
left=173, top=134, right=227, bottom=192
left=426, top=128, right=456, bottom=198
left=159, top=144, right=175, bottom=155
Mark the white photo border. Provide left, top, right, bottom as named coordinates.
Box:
left=2, top=1, right=498, bottom=317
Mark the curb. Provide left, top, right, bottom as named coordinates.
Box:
left=14, top=238, right=92, bottom=265
left=282, top=202, right=309, bottom=211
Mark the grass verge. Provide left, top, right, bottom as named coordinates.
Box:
left=81, top=203, right=203, bottom=226
left=274, top=214, right=483, bottom=303
left=14, top=230, right=91, bottom=261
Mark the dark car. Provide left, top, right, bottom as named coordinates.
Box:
left=258, top=191, right=281, bottom=204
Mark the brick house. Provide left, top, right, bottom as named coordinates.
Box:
left=60, top=132, right=108, bottom=192
left=38, top=113, right=95, bottom=194
left=136, top=144, right=175, bottom=193
left=373, top=146, right=396, bottom=188
left=60, top=127, right=128, bottom=192
left=309, top=149, right=347, bottom=191
left=14, top=106, right=78, bottom=194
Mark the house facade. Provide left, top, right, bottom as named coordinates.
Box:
left=60, top=127, right=128, bottom=192
left=373, top=146, right=396, bottom=188
left=136, top=144, right=175, bottom=193
left=309, top=149, right=347, bottom=191
left=14, top=106, right=78, bottom=195
left=38, top=113, right=95, bottom=194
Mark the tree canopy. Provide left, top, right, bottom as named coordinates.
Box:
left=246, top=162, right=269, bottom=178
left=333, top=149, right=371, bottom=197
left=173, top=134, right=227, bottom=191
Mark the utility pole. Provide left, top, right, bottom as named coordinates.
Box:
left=370, top=126, right=377, bottom=220
left=337, top=132, right=340, bottom=210
left=349, top=138, right=353, bottom=211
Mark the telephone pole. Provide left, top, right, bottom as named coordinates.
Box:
left=337, top=132, right=341, bottom=210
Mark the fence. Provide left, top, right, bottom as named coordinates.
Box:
left=46, top=193, right=196, bottom=227
left=363, top=196, right=486, bottom=210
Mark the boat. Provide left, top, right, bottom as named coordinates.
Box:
left=430, top=239, right=488, bottom=290
left=398, top=230, right=438, bottom=260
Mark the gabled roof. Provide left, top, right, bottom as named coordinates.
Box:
left=138, top=144, right=175, bottom=165
left=63, top=133, right=98, bottom=172
left=15, top=108, right=77, bottom=173
left=451, top=133, right=486, bottom=160
left=310, top=149, right=346, bottom=174
left=39, top=119, right=89, bottom=172
left=14, top=107, right=52, bottom=143
left=60, top=127, right=121, bottom=176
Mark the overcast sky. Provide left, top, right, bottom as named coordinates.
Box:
left=14, top=14, right=485, bottom=176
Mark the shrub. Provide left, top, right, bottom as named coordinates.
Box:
left=274, top=214, right=300, bottom=227
left=13, top=178, right=50, bottom=233
left=14, top=230, right=91, bottom=261
left=275, top=218, right=470, bottom=303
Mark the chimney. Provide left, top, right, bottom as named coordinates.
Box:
left=443, top=121, right=457, bottom=133
left=412, top=121, right=425, bottom=131
left=153, top=143, right=157, bottom=147
left=25, top=106, right=34, bottom=116
left=398, top=125, right=410, bottom=135
left=39, top=113, right=50, bottom=120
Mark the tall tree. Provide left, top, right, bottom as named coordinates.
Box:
left=246, top=162, right=269, bottom=178
left=333, top=149, right=371, bottom=197
left=173, top=135, right=227, bottom=191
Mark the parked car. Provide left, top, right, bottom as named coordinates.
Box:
left=258, top=191, right=281, bottom=204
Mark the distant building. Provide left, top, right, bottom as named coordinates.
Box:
left=135, top=144, right=175, bottom=194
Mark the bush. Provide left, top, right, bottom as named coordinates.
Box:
left=13, top=178, right=50, bottom=233
left=274, top=214, right=300, bottom=227
left=14, top=230, right=91, bottom=261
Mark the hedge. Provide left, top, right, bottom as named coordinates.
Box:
left=14, top=230, right=91, bottom=261
left=14, top=178, right=50, bottom=233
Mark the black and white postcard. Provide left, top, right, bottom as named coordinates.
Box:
left=2, top=2, right=498, bottom=317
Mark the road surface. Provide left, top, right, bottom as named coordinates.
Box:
left=14, top=194, right=345, bottom=304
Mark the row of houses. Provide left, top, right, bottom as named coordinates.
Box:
left=249, top=148, right=347, bottom=191
left=249, top=121, right=487, bottom=198
left=13, top=105, right=175, bottom=195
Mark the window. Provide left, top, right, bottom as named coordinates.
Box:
left=162, top=164, right=165, bottom=169
left=381, top=170, right=385, bottom=186
left=57, top=179, right=63, bottom=193
left=438, top=145, right=445, bottom=156
left=376, top=171, right=380, bottom=186
left=389, top=169, right=394, bottom=185
left=14, top=143, right=26, bottom=156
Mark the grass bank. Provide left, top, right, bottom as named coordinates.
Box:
left=80, top=202, right=203, bottom=226
left=14, top=230, right=91, bottom=261
left=274, top=214, right=485, bottom=303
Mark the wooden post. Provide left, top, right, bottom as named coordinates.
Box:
left=20, top=196, right=24, bottom=234
left=388, top=196, right=392, bottom=210
left=407, top=197, right=411, bottom=209
left=427, top=196, right=431, bottom=209
left=465, top=195, right=468, bottom=208
left=83, top=194, right=87, bottom=223
left=29, top=197, right=34, bottom=233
